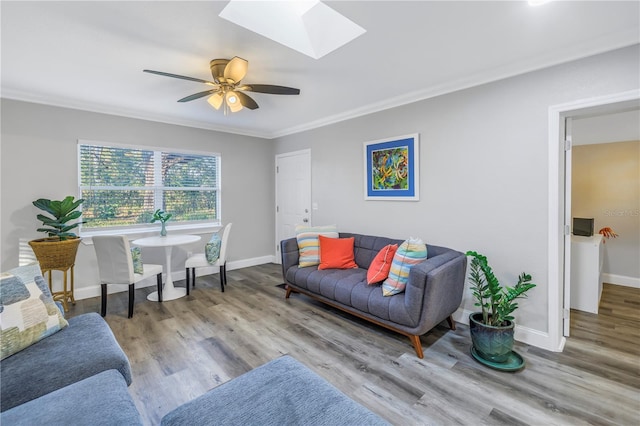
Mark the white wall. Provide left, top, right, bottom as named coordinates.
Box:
left=273, top=45, right=640, bottom=346
left=0, top=99, right=275, bottom=299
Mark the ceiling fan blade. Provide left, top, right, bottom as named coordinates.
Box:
left=239, top=84, right=300, bottom=95
left=223, top=57, right=248, bottom=84
left=178, top=90, right=217, bottom=103
left=236, top=91, right=259, bottom=110
left=143, top=69, right=217, bottom=86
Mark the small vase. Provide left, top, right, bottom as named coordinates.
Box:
left=160, top=222, right=167, bottom=237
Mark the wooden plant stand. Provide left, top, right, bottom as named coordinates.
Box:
left=29, top=237, right=81, bottom=312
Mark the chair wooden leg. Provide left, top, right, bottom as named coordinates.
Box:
left=191, top=268, right=196, bottom=288
left=101, top=284, right=107, bottom=317
left=157, top=273, right=163, bottom=302
left=219, top=265, right=225, bottom=292
left=185, top=268, right=190, bottom=289
left=446, top=315, right=456, bottom=330
left=128, top=284, right=135, bottom=318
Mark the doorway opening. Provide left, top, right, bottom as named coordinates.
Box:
left=548, top=89, right=640, bottom=352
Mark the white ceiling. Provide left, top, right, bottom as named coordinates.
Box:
left=2, top=1, right=639, bottom=139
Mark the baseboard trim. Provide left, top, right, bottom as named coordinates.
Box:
left=602, top=273, right=640, bottom=288
left=452, top=308, right=557, bottom=352
left=74, top=254, right=277, bottom=301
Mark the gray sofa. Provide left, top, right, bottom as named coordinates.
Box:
left=0, top=312, right=142, bottom=425
left=281, top=233, right=467, bottom=358
left=161, top=355, right=389, bottom=426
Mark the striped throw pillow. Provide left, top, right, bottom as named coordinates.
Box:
left=295, top=224, right=338, bottom=267
left=382, top=238, right=428, bottom=296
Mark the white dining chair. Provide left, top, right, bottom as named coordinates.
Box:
left=18, top=238, right=39, bottom=266
left=185, top=223, right=232, bottom=293
left=93, top=235, right=163, bottom=318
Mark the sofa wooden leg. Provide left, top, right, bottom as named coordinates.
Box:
left=409, top=335, right=424, bottom=359
left=101, top=284, right=107, bottom=317
left=285, top=285, right=293, bottom=299
left=447, top=315, right=456, bottom=330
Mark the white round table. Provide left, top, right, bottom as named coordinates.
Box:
left=132, top=234, right=201, bottom=301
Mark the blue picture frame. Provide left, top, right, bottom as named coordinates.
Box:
left=363, top=133, right=419, bottom=200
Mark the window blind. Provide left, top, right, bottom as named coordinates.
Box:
left=79, top=143, right=220, bottom=229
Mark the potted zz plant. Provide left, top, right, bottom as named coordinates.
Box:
left=466, top=250, right=536, bottom=370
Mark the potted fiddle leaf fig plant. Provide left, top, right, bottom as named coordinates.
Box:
left=151, top=209, right=172, bottom=236
left=466, top=250, right=536, bottom=369
left=32, top=196, right=85, bottom=240
left=29, top=196, right=85, bottom=272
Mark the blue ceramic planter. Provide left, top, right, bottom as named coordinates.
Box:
left=469, top=312, right=514, bottom=363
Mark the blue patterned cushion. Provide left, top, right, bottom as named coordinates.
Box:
left=382, top=237, right=428, bottom=296
left=295, top=224, right=339, bottom=267
left=0, top=263, right=69, bottom=360
left=130, top=247, right=143, bottom=274
left=206, top=233, right=222, bottom=264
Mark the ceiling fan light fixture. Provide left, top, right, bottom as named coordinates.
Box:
left=207, top=92, right=224, bottom=110
left=225, top=90, right=243, bottom=112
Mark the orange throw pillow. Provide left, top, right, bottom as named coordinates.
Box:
left=318, top=235, right=358, bottom=270
left=367, top=244, right=398, bottom=284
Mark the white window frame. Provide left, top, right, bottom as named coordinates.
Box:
left=77, top=140, right=222, bottom=239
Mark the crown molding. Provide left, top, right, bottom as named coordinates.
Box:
left=0, top=89, right=271, bottom=139
left=3, top=35, right=637, bottom=141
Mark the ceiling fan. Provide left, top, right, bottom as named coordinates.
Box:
left=143, top=56, right=300, bottom=114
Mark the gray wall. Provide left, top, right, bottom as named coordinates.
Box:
left=273, top=45, right=640, bottom=334
left=1, top=99, right=275, bottom=298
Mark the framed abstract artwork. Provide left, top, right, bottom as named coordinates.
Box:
left=363, top=133, right=419, bottom=200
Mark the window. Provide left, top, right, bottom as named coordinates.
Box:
left=79, top=142, right=220, bottom=231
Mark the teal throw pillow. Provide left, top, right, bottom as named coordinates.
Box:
left=206, top=233, right=222, bottom=264
left=131, top=247, right=143, bottom=274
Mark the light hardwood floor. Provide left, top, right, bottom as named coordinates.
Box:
left=67, top=265, right=640, bottom=425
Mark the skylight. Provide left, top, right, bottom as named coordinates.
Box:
left=219, top=0, right=366, bottom=59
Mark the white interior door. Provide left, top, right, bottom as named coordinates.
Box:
left=275, top=150, right=311, bottom=263
left=563, top=117, right=573, bottom=337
